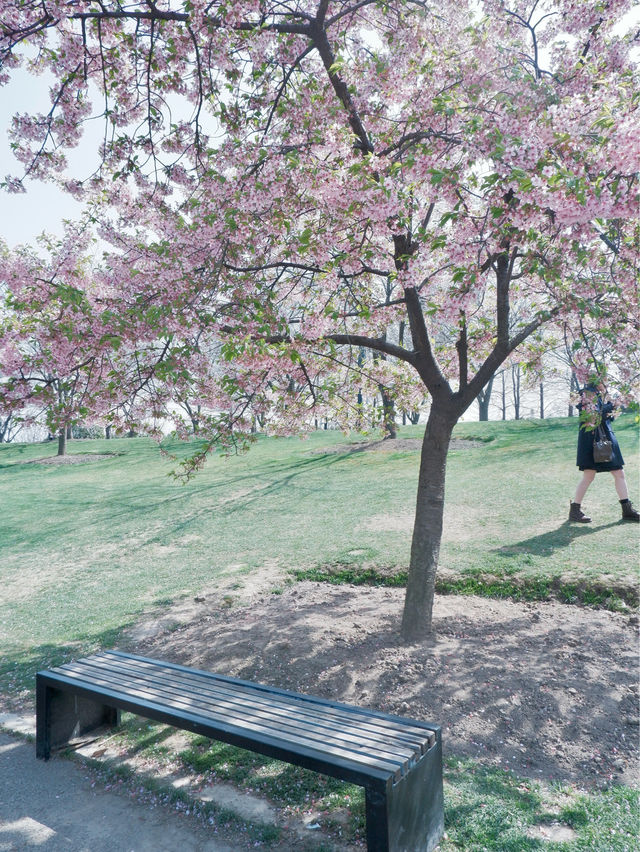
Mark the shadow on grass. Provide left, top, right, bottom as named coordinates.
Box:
left=1, top=448, right=353, bottom=552
left=493, top=520, right=622, bottom=559
left=444, top=757, right=640, bottom=851
left=444, top=757, right=550, bottom=851
left=0, top=623, right=136, bottom=701
left=180, top=735, right=364, bottom=810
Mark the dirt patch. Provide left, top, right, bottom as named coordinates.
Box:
left=127, top=582, right=639, bottom=790
left=122, top=558, right=288, bottom=643
left=359, top=513, right=414, bottom=533
left=527, top=823, right=578, bottom=843
left=25, top=453, right=118, bottom=465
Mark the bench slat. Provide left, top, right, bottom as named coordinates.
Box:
left=45, top=665, right=414, bottom=778
left=57, top=661, right=416, bottom=770
left=95, top=652, right=436, bottom=744
left=63, top=661, right=421, bottom=765
left=67, top=654, right=431, bottom=757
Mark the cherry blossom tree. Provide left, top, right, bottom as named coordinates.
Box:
left=1, top=232, right=115, bottom=453
left=1, top=1, right=638, bottom=638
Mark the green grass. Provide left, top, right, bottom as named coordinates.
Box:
left=441, top=758, right=639, bottom=852
left=89, top=717, right=640, bottom=850
left=1, top=415, right=638, bottom=697
left=291, top=565, right=634, bottom=610
left=1, top=417, right=638, bottom=849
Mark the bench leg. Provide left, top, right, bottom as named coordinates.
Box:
left=36, top=676, right=120, bottom=761
left=365, top=739, right=444, bottom=852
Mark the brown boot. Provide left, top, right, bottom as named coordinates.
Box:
left=569, top=501, right=591, bottom=523
left=621, top=500, right=639, bottom=522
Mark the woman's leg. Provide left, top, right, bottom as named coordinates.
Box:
left=570, top=470, right=596, bottom=521
left=611, top=469, right=629, bottom=500
left=573, top=470, right=596, bottom=504
left=612, top=470, right=639, bottom=520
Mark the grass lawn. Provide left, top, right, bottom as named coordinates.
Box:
left=1, top=415, right=638, bottom=850
left=2, top=415, right=637, bottom=675
left=84, top=715, right=640, bottom=851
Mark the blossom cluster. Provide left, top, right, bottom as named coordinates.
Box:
left=1, top=0, right=638, bottom=448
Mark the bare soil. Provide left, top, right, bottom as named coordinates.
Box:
left=127, top=581, right=640, bottom=790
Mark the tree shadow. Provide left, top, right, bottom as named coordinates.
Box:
left=130, top=584, right=638, bottom=791
left=1, top=448, right=351, bottom=550
left=493, top=520, right=622, bottom=559
left=5, top=577, right=637, bottom=786
left=444, top=757, right=551, bottom=851
left=0, top=622, right=138, bottom=702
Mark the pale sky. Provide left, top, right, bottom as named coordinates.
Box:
left=0, top=63, right=97, bottom=248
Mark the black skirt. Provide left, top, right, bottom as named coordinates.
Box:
left=576, top=419, right=624, bottom=472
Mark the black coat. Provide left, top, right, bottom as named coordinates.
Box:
left=576, top=394, right=624, bottom=472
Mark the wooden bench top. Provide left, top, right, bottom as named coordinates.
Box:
left=39, top=651, right=438, bottom=787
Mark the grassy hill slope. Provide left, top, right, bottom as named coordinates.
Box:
left=1, top=415, right=638, bottom=693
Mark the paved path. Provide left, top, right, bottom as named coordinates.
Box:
left=0, top=731, right=237, bottom=852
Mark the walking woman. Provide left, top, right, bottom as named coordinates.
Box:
left=570, top=384, right=639, bottom=523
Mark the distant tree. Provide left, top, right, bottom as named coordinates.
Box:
left=500, top=370, right=508, bottom=421
left=476, top=376, right=495, bottom=422
left=511, top=364, right=522, bottom=421
left=0, top=410, right=21, bottom=443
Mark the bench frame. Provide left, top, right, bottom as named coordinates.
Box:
left=36, top=652, right=443, bottom=852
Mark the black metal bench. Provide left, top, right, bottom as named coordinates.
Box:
left=36, top=650, right=443, bottom=852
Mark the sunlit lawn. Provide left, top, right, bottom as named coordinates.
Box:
left=1, top=414, right=638, bottom=687
left=1, top=414, right=638, bottom=851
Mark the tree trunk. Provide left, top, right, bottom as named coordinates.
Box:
left=373, top=342, right=397, bottom=439
left=568, top=372, right=579, bottom=417
left=512, top=364, right=521, bottom=419
left=0, top=414, right=11, bottom=443
left=355, top=347, right=366, bottom=431
left=401, top=406, right=455, bottom=640
left=380, top=387, right=397, bottom=439
left=57, top=427, right=67, bottom=456
left=476, top=375, right=495, bottom=421
left=539, top=382, right=544, bottom=419
left=105, top=425, right=112, bottom=439
left=501, top=370, right=507, bottom=420
left=356, top=389, right=363, bottom=430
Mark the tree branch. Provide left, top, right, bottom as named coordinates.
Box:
left=218, top=324, right=416, bottom=364
left=403, top=287, right=449, bottom=394
left=326, top=333, right=415, bottom=363
left=456, top=311, right=468, bottom=389
left=309, top=20, right=374, bottom=153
